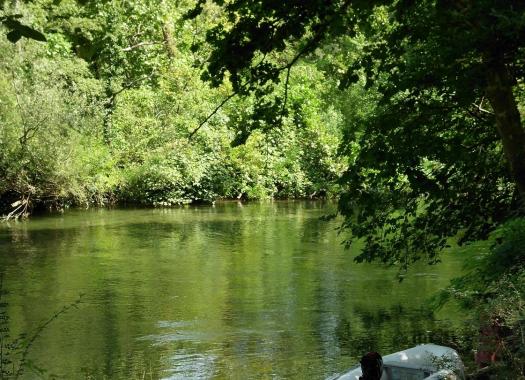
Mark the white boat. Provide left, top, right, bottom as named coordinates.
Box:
left=330, top=344, right=465, bottom=380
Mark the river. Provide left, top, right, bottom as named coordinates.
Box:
left=0, top=201, right=466, bottom=379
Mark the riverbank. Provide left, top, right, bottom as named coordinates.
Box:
left=0, top=194, right=337, bottom=221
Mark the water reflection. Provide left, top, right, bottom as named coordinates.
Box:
left=0, top=202, right=464, bottom=379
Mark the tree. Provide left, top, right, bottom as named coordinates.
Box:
left=188, top=0, right=525, bottom=267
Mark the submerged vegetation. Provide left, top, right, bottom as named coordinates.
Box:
left=2, top=0, right=525, bottom=377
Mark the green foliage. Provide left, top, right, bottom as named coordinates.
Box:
left=437, top=219, right=525, bottom=376
left=441, top=219, right=525, bottom=308
left=190, top=0, right=525, bottom=269
left=337, top=0, right=525, bottom=267
left=2, top=1, right=525, bottom=377
left=0, top=35, right=114, bottom=216
left=0, top=0, right=347, bottom=218
left=120, top=141, right=220, bottom=205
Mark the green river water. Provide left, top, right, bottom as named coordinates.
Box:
left=0, top=201, right=468, bottom=379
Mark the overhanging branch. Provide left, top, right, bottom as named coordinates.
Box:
left=188, top=0, right=351, bottom=139
left=188, top=91, right=238, bottom=139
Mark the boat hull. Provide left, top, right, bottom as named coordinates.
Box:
left=330, top=344, right=465, bottom=380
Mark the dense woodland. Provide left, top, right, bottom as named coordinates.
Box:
left=2, top=0, right=525, bottom=377
left=0, top=0, right=349, bottom=216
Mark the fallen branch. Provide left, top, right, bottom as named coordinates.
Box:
left=2, top=196, right=30, bottom=221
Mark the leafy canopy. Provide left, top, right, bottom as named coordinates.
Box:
left=189, top=0, right=525, bottom=268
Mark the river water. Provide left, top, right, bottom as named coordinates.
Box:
left=0, top=202, right=466, bottom=379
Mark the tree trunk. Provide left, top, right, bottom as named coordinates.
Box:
left=103, top=82, right=113, bottom=146
left=485, top=61, right=525, bottom=207
left=162, top=22, right=176, bottom=58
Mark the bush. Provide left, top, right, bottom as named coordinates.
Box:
left=0, top=40, right=114, bottom=217
left=439, top=218, right=525, bottom=378
left=119, top=141, right=219, bottom=205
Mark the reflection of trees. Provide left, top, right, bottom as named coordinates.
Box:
left=334, top=304, right=461, bottom=360
left=0, top=203, right=464, bottom=378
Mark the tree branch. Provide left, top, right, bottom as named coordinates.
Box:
left=189, top=0, right=351, bottom=139
left=104, top=74, right=154, bottom=106
left=280, top=65, right=292, bottom=119
left=474, top=98, right=494, bottom=115
left=188, top=54, right=270, bottom=139
left=122, top=41, right=164, bottom=52
left=188, top=91, right=238, bottom=139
